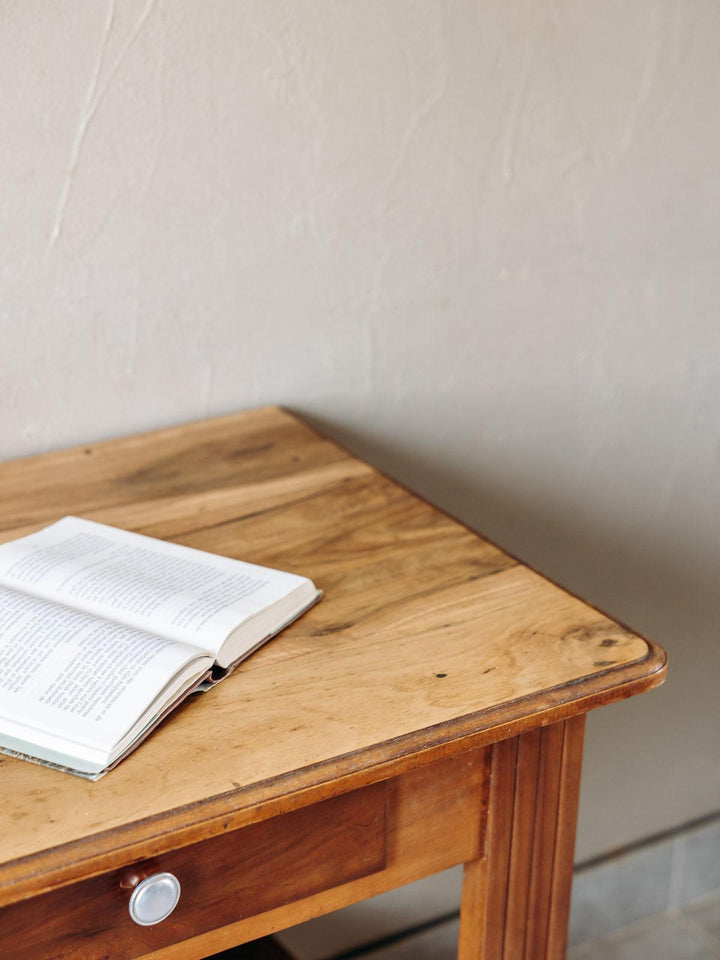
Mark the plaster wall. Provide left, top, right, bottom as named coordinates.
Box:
left=1, top=1, right=718, bottom=868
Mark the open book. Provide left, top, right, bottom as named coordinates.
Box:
left=0, top=516, right=320, bottom=779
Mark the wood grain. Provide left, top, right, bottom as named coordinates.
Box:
left=0, top=752, right=487, bottom=960
left=0, top=408, right=665, bottom=906
left=0, top=783, right=387, bottom=960
left=457, top=717, right=586, bottom=960
left=132, top=750, right=488, bottom=960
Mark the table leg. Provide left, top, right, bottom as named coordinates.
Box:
left=458, top=715, right=585, bottom=960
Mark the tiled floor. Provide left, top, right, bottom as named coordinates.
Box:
left=279, top=817, right=720, bottom=960
left=568, top=894, right=720, bottom=960
left=568, top=817, right=720, bottom=947
left=324, top=891, right=720, bottom=960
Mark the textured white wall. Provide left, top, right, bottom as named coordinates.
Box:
left=1, top=0, right=718, bottom=869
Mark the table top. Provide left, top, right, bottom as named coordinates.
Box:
left=0, top=407, right=665, bottom=906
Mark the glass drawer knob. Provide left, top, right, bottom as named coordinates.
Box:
left=128, top=871, right=181, bottom=925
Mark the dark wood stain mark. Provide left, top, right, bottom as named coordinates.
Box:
left=229, top=443, right=275, bottom=459
left=563, top=623, right=634, bottom=646
left=117, top=441, right=280, bottom=493
left=308, top=621, right=356, bottom=637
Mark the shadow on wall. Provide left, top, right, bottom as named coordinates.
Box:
left=295, top=407, right=720, bottom=853
left=298, top=409, right=719, bottom=633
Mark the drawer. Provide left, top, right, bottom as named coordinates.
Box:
left=0, top=781, right=388, bottom=960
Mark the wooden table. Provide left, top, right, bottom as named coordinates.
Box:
left=0, top=408, right=666, bottom=960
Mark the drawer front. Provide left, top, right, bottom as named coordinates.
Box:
left=0, top=782, right=388, bottom=960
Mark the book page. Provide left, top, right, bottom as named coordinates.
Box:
left=0, top=585, right=211, bottom=756
left=0, top=516, right=310, bottom=659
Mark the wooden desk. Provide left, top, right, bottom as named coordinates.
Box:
left=0, top=408, right=666, bottom=960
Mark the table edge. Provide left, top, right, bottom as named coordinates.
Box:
left=0, top=636, right=665, bottom=907
left=0, top=406, right=669, bottom=905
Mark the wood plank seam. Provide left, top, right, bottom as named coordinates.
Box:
left=484, top=737, right=518, bottom=960
left=545, top=716, right=585, bottom=958
left=545, top=721, right=570, bottom=960
left=522, top=729, right=545, bottom=960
